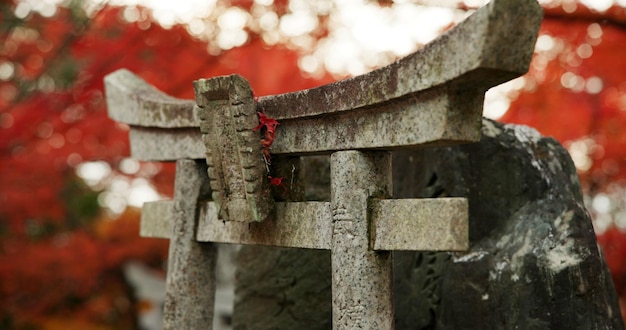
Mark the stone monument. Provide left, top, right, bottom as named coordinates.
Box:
left=232, top=118, right=624, bottom=329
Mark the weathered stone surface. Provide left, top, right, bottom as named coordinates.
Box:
left=142, top=200, right=333, bottom=249
left=426, top=119, right=623, bottom=329
left=198, top=201, right=333, bottom=249
left=163, top=160, right=217, bottom=330
left=233, top=119, right=623, bottom=329
left=129, top=127, right=203, bottom=161
left=331, top=151, right=393, bottom=329
left=140, top=200, right=172, bottom=238
left=233, top=247, right=332, bottom=330
left=194, top=75, right=273, bottom=222
left=105, top=69, right=196, bottom=128
left=270, top=86, right=483, bottom=154
left=141, top=197, right=467, bottom=252
left=103, top=0, right=542, bottom=160
left=230, top=154, right=331, bottom=330
left=257, top=0, right=541, bottom=121
left=371, top=198, right=468, bottom=251
left=213, top=243, right=238, bottom=330
left=122, top=85, right=484, bottom=158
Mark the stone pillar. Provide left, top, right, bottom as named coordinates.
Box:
left=163, top=159, right=217, bottom=329
left=330, top=151, right=393, bottom=329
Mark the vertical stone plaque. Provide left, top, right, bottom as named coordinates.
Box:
left=194, top=75, right=274, bottom=222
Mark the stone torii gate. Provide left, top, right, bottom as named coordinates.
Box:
left=104, top=0, right=541, bottom=328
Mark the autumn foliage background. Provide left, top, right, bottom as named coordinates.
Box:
left=1, top=0, right=626, bottom=328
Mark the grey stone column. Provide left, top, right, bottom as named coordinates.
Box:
left=330, top=151, right=393, bottom=329
left=163, top=159, right=217, bottom=329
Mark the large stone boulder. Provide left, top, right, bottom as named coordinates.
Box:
left=232, top=119, right=623, bottom=329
